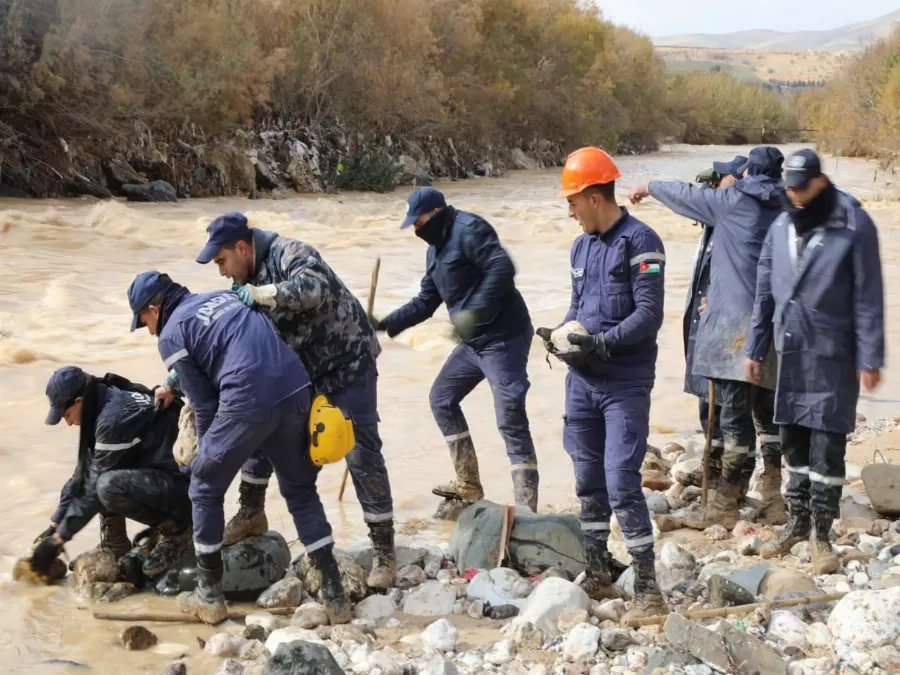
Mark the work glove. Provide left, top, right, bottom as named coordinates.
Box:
left=535, top=326, right=560, bottom=354
left=567, top=332, right=610, bottom=361
left=30, top=536, right=64, bottom=578
left=232, top=283, right=278, bottom=310
left=33, top=525, right=56, bottom=545
left=695, top=168, right=721, bottom=187
left=451, top=310, right=479, bottom=343
left=368, top=314, right=386, bottom=332
left=535, top=325, right=590, bottom=369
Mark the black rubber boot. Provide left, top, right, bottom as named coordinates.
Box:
left=142, top=520, right=192, bottom=577
left=511, top=461, right=539, bottom=512
left=177, top=556, right=227, bottom=624
left=310, top=547, right=352, bottom=625
left=577, top=542, right=621, bottom=601
left=367, top=521, right=396, bottom=590
left=223, top=481, right=268, bottom=546
left=621, top=553, right=668, bottom=624
left=760, top=510, right=811, bottom=559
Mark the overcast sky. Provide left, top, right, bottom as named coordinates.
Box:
left=593, top=0, right=900, bottom=37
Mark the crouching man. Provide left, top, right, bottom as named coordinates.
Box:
left=746, top=149, right=885, bottom=573
left=128, top=271, right=350, bottom=625
left=31, top=366, right=191, bottom=579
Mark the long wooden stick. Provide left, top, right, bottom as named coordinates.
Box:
left=92, top=606, right=297, bottom=624
left=701, top=379, right=716, bottom=508
left=621, top=591, right=846, bottom=628
left=339, top=256, right=381, bottom=502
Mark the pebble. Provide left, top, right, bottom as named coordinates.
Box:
left=425, top=561, right=442, bottom=579
left=397, top=564, right=427, bottom=589
left=767, top=611, right=809, bottom=650
left=120, top=625, right=157, bottom=651
left=292, top=602, right=329, bottom=629
left=836, top=581, right=852, bottom=593
left=659, top=542, right=695, bottom=569
left=332, top=624, right=370, bottom=645
left=600, top=629, right=635, bottom=652
left=204, top=633, right=247, bottom=658
left=854, top=572, right=871, bottom=586
left=245, top=612, right=280, bottom=632
left=641, top=470, right=673, bottom=491
left=256, top=576, right=304, bottom=608
left=421, top=618, right=458, bottom=652
left=563, top=624, right=601, bottom=662
left=738, top=536, right=763, bottom=556
left=243, top=624, right=268, bottom=641
left=704, top=525, right=730, bottom=541
left=467, top=599, right=485, bottom=619
left=484, top=640, right=512, bottom=665
left=591, top=599, right=626, bottom=623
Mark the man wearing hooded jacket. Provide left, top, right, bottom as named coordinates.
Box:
left=630, top=146, right=788, bottom=529
left=746, top=149, right=884, bottom=572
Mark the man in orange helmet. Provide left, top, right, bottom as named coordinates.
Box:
left=536, top=147, right=668, bottom=623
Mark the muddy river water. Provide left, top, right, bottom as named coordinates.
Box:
left=1, top=144, right=897, bottom=672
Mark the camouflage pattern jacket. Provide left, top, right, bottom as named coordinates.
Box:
left=250, top=229, right=380, bottom=394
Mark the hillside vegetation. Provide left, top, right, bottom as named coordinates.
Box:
left=798, top=29, right=900, bottom=163
left=0, top=0, right=800, bottom=196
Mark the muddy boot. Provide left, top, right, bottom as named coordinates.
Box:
left=674, top=450, right=721, bottom=488
left=310, top=547, right=352, bottom=625
left=760, top=511, right=811, bottom=559
left=511, top=462, right=539, bottom=512
left=681, top=479, right=741, bottom=530
left=100, top=514, right=132, bottom=558
left=366, top=521, right=396, bottom=590
left=577, top=543, right=621, bottom=601
left=222, top=481, right=268, bottom=547
left=142, top=520, right=192, bottom=577
left=432, top=433, right=485, bottom=503
left=177, top=559, right=227, bottom=624
left=757, top=458, right=788, bottom=526
left=810, top=519, right=840, bottom=574
left=621, top=554, right=668, bottom=625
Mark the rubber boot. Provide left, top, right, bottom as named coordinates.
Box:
left=432, top=434, right=485, bottom=503
left=681, top=479, right=741, bottom=530
left=69, top=514, right=132, bottom=571
left=760, top=511, right=811, bottom=559
left=177, top=558, right=227, bottom=624
left=310, top=547, right=352, bottom=625
left=675, top=452, right=721, bottom=488
left=366, top=521, right=396, bottom=590
left=142, top=520, right=192, bottom=577
left=810, top=519, right=840, bottom=574
left=621, top=554, right=668, bottom=625
left=577, top=543, right=621, bottom=601
left=757, top=457, right=788, bottom=526
left=222, top=481, right=268, bottom=547
left=511, top=464, right=539, bottom=512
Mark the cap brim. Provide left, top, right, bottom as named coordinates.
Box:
left=130, top=312, right=142, bottom=333
left=712, top=162, right=731, bottom=176
left=195, top=242, right=221, bottom=264
left=400, top=215, right=417, bottom=229
left=45, top=405, right=64, bottom=425
left=785, top=173, right=811, bottom=189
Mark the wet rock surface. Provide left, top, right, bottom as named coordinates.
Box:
left=120, top=625, right=158, bottom=651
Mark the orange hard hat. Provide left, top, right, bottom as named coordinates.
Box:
left=558, top=147, right=621, bottom=198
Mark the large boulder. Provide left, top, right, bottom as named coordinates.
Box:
left=265, top=640, right=343, bottom=675
left=450, top=501, right=585, bottom=578
left=122, top=180, right=177, bottom=203
left=829, top=587, right=900, bottom=654
left=106, top=159, right=146, bottom=188
left=208, top=145, right=257, bottom=194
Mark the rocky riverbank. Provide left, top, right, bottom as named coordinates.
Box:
left=0, top=122, right=571, bottom=201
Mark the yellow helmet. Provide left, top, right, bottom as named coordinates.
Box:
left=308, top=394, right=356, bottom=467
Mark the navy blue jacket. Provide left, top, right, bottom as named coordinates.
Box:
left=382, top=207, right=532, bottom=349
left=564, top=209, right=666, bottom=389
left=746, top=189, right=884, bottom=434
left=53, top=384, right=182, bottom=541
left=157, top=290, right=311, bottom=441
left=684, top=220, right=715, bottom=398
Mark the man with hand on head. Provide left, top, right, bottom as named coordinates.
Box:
left=370, top=188, right=539, bottom=512
left=746, top=149, right=884, bottom=572
left=127, top=271, right=350, bottom=625
left=193, top=212, right=395, bottom=590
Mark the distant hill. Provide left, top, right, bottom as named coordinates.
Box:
left=656, top=47, right=852, bottom=85
left=654, top=9, right=900, bottom=51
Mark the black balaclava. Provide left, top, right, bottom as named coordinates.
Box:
left=786, top=180, right=837, bottom=237
left=415, top=207, right=453, bottom=247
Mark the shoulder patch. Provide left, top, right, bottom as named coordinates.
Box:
left=571, top=268, right=585, bottom=279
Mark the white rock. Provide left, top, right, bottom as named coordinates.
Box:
left=660, top=542, right=695, bottom=569
left=402, top=581, right=458, bottom=616
left=849, top=650, right=877, bottom=673
left=854, top=572, right=871, bottom=586
left=467, top=599, right=485, bottom=619
left=644, top=491, right=670, bottom=515
left=847, top=560, right=863, bottom=573
left=425, top=561, right=441, bottom=579
left=829, top=587, right=900, bottom=650
left=328, top=645, right=350, bottom=669
left=460, top=652, right=484, bottom=670
left=237, top=639, right=268, bottom=661
left=385, top=618, right=402, bottom=629
left=806, top=622, right=831, bottom=648
left=291, top=602, right=329, bottom=629
left=467, top=568, right=532, bottom=609
left=484, top=640, right=512, bottom=665
left=563, top=623, right=601, bottom=662
left=361, top=650, right=403, bottom=675
left=245, top=612, right=280, bottom=631
left=738, top=536, right=763, bottom=556
left=859, top=535, right=883, bottom=557
left=265, top=627, right=323, bottom=654
left=592, top=599, right=626, bottom=623
left=512, top=577, right=591, bottom=638
left=418, top=655, right=459, bottom=675
left=204, top=633, right=247, bottom=657
left=421, top=619, right=458, bottom=652
left=684, top=666, right=714, bottom=675
left=436, top=569, right=453, bottom=584
left=627, top=648, right=649, bottom=669
left=550, top=321, right=589, bottom=353
left=768, top=611, right=809, bottom=649
left=836, top=581, right=852, bottom=594
left=354, top=594, right=398, bottom=622
left=451, top=599, right=467, bottom=615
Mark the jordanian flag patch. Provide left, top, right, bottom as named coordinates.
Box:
left=640, top=261, right=661, bottom=274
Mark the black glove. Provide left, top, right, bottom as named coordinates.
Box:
left=451, top=310, right=478, bottom=343
left=535, top=326, right=557, bottom=354
left=368, top=314, right=386, bottom=332
left=30, top=537, right=63, bottom=578
left=567, top=332, right=610, bottom=361
left=34, top=525, right=56, bottom=545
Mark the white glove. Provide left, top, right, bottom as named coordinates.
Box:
left=233, top=283, right=278, bottom=310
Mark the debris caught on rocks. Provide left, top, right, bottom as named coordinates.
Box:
left=120, top=625, right=158, bottom=651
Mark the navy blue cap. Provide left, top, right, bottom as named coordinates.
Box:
left=45, top=366, right=88, bottom=425
left=196, top=212, right=251, bottom=264
left=401, top=188, right=447, bottom=229
left=785, top=149, right=822, bottom=189
left=127, top=271, right=172, bottom=332
left=739, top=146, right=785, bottom=177
left=712, top=155, right=749, bottom=180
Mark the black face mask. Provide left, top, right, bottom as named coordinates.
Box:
left=786, top=181, right=837, bottom=236
left=415, top=208, right=452, bottom=247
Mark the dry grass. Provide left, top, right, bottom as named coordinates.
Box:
left=657, top=46, right=853, bottom=84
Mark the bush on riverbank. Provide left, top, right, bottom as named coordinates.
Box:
left=0, top=0, right=796, bottom=196
left=797, top=29, right=900, bottom=164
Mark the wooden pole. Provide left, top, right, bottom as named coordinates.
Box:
left=621, top=592, right=846, bottom=628
left=92, top=606, right=297, bottom=624
left=339, top=255, right=381, bottom=502
left=701, top=379, right=716, bottom=508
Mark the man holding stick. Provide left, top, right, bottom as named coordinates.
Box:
left=192, top=213, right=396, bottom=590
